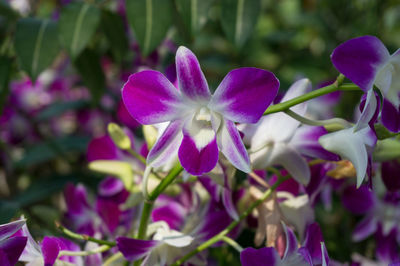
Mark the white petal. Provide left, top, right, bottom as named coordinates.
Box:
left=319, top=127, right=374, bottom=187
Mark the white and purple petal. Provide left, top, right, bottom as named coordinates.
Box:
left=122, top=70, right=186, bottom=124
left=331, top=35, right=390, bottom=91
left=210, top=68, right=279, bottom=123
left=217, top=119, right=250, bottom=173
left=147, top=120, right=183, bottom=168
left=176, top=46, right=210, bottom=102
left=352, top=215, right=378, bottom=242
left=0, top=219, right=26, bottom=242
left=303, top=223, right=325, bottom=265
left=290, top=125, right=339, bottom=161
left=117, top=237, right=159, bottom=261
left=318, top=126, right=377, bottom=187
left=151, top=202, right=186, bottom=230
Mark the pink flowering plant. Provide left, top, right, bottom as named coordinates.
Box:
left=1, top=1, right=400, bottom=265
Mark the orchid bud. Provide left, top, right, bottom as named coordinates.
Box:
left=107, top=123, right=131, bottom=150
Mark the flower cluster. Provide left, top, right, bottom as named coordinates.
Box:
left=3, top=36, right=400, bottom=266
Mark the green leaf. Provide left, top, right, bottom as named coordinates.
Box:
left=175, top=0, right=213, bottom=37
left=126, top=0, right=173, bottom=56
left=35, top=99, right=89, bottom=121
left=74, top=48, right=105, bottom=102
left=59, top=2, right=100, bottom=58
left=101, top=10, right=129, bottom=62
left=0, top=1, right=19, bottom=21
left=14, top=18, right=60, bottom=81
left=220, top=0, right=261, bottom=48
left=0, top=56, right=12, bottom=114
left=15, top=135, right=90, bottom=168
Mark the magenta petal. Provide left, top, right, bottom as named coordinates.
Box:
left=381, top=98, right=400, bottom=133
left=217, top=120, right=251, bottom=173
left=0, top=219, right=26, bottom=242
left=117, top=100, right=140, bottom=130
left=178, top=134, right=219, bottom=176
left=0, top=249, right=11, bottom=266
left=147, top=120, right=183, bottom=167
left=96, top=199, right=121, bottom=234
left=64, top=183, right=90, bottom=215
left=240, top=247, right=280, bottom=266
left=381, top=160, right=400, bottom=192
left=41, top=237, right=60, bottom=266
left=210, top=68, right=279, bottom=123
left=341, top=184, right=376, bottom=214
left=303, top=223, right=325, bottom=265
left=175, top=46, right=210, bottom=101
left=331, top=35, right=390, bottom=91
left=0, top=236, right=27, bottom=265
left=122, top=70, right=185, bottom=124
left=117, top=237, right=159, bottom=261
left=98, top=177, right=124, bottom=197
left=87, top=136, right=118, bottom=162
left=151, top=202, right=186, bottom=230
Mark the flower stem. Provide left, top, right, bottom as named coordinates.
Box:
left=171, top=175, right=290, bottom=266
left=222, top=236, right=243, bottom=252
left=55, top=222, right=116, bottom=247
left=136, top=164, right=184, bottom=239
left=58, top=244, right=111, bottom=257
left=263, top=75, right=360, bottom=116
left=284, top=109, right=352, bottom=128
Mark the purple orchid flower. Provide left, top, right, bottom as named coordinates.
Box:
left=241, top=78, right=338, bottom=185
left=240, top=223, right=329, bottom=266
left=17, top=223, right=84, bottom=266
left=341, top=184, right=400, bottom=263
left=331, top=35, right=400, bottom=132
left=122, top=46, right=279, bottom=175
left=0, top=219, right=27, bottom=266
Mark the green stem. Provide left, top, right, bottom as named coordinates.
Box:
left=222, top=236, right=243, bottom=252
left=136, top=164, right=184, bottom=238
left=171, top=175, right=289, bottom=266
left=127, top=148, right=147, bottom=165
left=58, top=245, right=111, bottom=257
left=56, top=223, right=116, bottom=247
left=284, top=109, right=352, bottom=128
left=263, top=75, right=360, bottom=116
left=104, top=252, right=124, bottom=266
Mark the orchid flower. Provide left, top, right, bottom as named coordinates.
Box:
left=0, top=219, right=27, bottom=265
left=117, top=225, right=194, bottom=265
left=331, top=35, right=400, bottom=132
left=17, top=222, right=85, bottom=266
left=241, top=78, right=338, bottom=185
left=319, top=126, right=376, bottom=187
left=240, top=223, right=329, bottom=266
left=122, top=46, right=279, bottom=175
left=341, top=184, right=400, bottom=263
